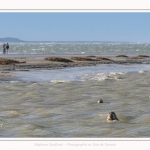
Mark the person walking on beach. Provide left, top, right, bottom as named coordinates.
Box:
left=3, top=43, right=6, bottom=54
left=6, top=43, right=9, bottom=54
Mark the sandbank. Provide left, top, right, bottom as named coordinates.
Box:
left=0, top=54, right=150, bottom=72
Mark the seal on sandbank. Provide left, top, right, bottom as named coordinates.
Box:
left=107, top=111, right=119, bottom=121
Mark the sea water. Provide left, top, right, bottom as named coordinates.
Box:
left=0, top=42, right=150, bottom=55
left=0, top=42, right=150, bottom=138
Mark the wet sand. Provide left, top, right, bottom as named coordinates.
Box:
left=0, top=54, right=150, bottom=72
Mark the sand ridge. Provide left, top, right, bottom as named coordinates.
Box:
left=0, top=54, right=150, bottom=71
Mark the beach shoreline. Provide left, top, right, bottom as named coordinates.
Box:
left=0, top=54, right=150, bottom=71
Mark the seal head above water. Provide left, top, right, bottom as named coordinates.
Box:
left=107, top=111, right=119, bottom=121
left=97, top=99, right=103, bottom=103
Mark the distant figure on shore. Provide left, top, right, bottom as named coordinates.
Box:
left=6, top=43, right=9, bottom=54
left=3, top=43, right=6, bottom=54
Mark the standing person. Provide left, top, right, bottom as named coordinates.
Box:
left=3, top=43, right=6, bottom=54
left=6, top=43, right=9, bottom=54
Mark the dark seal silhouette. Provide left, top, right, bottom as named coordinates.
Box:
left=97, top=99, right=103, bottom=103
left=107, top=111, right=119, bottom=121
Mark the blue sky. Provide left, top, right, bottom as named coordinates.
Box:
left=0, top=12, right=150, bottom=42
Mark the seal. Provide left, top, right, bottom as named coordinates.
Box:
left=97, top=99, right=103, bottom=103
left=107, top=111, right=119, bottom=121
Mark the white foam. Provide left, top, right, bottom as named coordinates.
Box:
left=0, top=123, right=3, bottom=128
left=79, top=72, right=125, bottom=81
left=51, top=80, right=70, bottom=83
left=138, top=70, right=147, bottom=73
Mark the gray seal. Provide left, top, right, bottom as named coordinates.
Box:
left=107, top=111, right=119, bottom=121
left=97, top=99, right=103, bottom=103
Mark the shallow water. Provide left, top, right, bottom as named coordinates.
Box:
left=0, top=64, right=150, bottom=137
